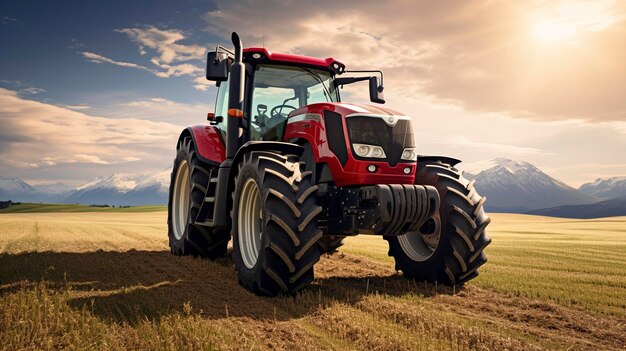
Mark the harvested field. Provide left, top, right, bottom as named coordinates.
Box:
left=0, top=212, right=624, bottom=350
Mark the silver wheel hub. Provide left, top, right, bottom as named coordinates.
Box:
left=172, top=160, right=190, bottom=240
left=238, top=178, right=263, bottom=269
left=398, top=215, right=441, bottom=262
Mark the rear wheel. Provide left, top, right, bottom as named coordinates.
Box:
left=232, top=151, right=322, bottom=296
left=385, top=159, right=491, bottom=286
left=168, top=136, right=229, bottom=258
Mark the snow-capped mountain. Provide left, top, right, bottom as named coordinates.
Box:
left=72, top=173, right=145, bottom=193
left=64, top=173, right=144, bottom=205
left=123, top=169, right=171, bottom=205
left=0, top=171, right=170, bottom=205
left=579, top=176, right=626, bottom=200
left=0, top=176, right=39, bottom=201
left=462, top=158, right=597, bottom=213
left=131, top=169, right=170, bottom=194
left=64, top=172, right=169, bottom=205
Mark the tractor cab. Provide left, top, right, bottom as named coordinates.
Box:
left=214, top=60, right=340, bottom=142
left=207, top=46, right=384, bottom=144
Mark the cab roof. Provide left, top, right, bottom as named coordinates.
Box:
left=242, top=47, right=345, bottom=74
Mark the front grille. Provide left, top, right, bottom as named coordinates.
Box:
left=324, top=110, right=348, bottom=166
left=346, top=116, right=415, bottom=166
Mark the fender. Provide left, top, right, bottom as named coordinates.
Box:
left=211, top=141, right=304, bottom=229
left=418, top=155, right=462, bottom=167
left=178, top=126, right=226, bottom=166
left=231, top=141, right=303, bottom=168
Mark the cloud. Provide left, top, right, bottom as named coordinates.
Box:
left=20, top=87, right=46, bottom=95
left=60, top=104, right=91, bottom=111
left=1, top=80, right=47, bottom=96
left=205, top=0, right=626, bottom=122
left=39, top=154, right=110, bottom=166
left=81, top=51, right=158, bottom=74
left=81, top=26, right=206, bottom=81
left=149, top=59, right=203, bottom=78
left=116, top=26, right=205, bottom=78
left=105, top=96, right=212, bottom=126
left=68, top=38, right=85, bottom=49
left=0, top=88, right=181, bottom=181
left=193, top=76, right=212, bottom=91
left=1, top=15, right=16, bottom=25
left=116, top=26, right=206, bottom=64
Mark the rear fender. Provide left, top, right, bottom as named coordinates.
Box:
left=179, top=126, right=225, bottom=166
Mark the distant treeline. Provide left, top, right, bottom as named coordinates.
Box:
left=0, top=200, right=21, bottom=209
left=1, top=201, right=135, bottom=210
left=89, top=204, right=133, bottom=208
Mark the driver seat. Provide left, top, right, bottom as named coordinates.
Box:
left=255, top=104, right=270, bottom=129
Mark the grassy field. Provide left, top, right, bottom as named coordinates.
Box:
left=0, top=211, right=624, bottom=350
left=0, top=203, right=166, bottom=213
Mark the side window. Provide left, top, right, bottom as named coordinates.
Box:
left=307, top=83, right=328, bottom=104
left=214, top=78, right=229, bottom=133
left=250, top=86, right=296, bottom=141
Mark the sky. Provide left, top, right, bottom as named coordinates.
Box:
left=1, top=0, right=625, bottom=188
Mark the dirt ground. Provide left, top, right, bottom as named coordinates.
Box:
left=1, top=249, right=624, bottom=350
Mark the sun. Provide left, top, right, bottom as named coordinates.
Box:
left=531, top=1, right=623, bottom=44
left=533, top=19, right=578, bottom=43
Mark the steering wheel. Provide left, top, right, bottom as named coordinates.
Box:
left=270, top=104, right=297, bottom=119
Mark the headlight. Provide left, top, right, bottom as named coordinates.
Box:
left=401, top=148, right=417, bottom=161
left=353, top=143, right=386, bottom=158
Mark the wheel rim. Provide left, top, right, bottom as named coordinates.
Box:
left=398, top=215, right=441, bottom=262
left=238, top=178, right=263, bottom=269
left=172, top=160, right=190, bottom=240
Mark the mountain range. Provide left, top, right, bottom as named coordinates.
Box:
left=1, top=158, right=625, bottom=217
left=462, top=158, right=598, bottom=213
left=0, top=169, right=170, bottom=206
left=578, top=176, right=626, bottom=199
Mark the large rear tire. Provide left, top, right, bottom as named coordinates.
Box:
left=168, top=136, right=229, bottom=258
left=384, top=159, right=491, bottom=286
left=232, top=151, right=322, bottom=296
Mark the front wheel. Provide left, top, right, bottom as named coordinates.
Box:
left=317, top=235, right=345, bottom=254
left=232, top=151, right=322, bottom=296
left=384, top=159, right=491, bottom=286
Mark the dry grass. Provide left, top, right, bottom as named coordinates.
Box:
left=0, top=212, right=625, bottom=350
left=343, top=214, right=626, bottom=317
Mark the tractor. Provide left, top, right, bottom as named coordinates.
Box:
left=168, top=32, right=491, bottom=296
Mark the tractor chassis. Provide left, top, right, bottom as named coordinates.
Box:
left=317, top=184, right=440, bottom=236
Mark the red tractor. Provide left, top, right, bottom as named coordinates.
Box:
left=168, top=33, right=491, bottom=296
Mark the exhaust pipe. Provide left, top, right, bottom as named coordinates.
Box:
left=226, top=32, right=244, bottom=160
left=212, top=32, right=245, bottom=229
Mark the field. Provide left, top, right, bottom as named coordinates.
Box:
left=0, top=203, right=166, bottom=213
left=0, top=211, right=624, bottom=350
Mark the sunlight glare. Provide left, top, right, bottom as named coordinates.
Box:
left=531, top=1, right=623, bottom=44
left=533, top=20, right=577, bottom=43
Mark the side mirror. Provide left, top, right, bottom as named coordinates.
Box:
left=369, top=77, right=385, bottom=104
left=206, top=51, right=231, bottom=81
left=207, top=112, right=224, bottom=125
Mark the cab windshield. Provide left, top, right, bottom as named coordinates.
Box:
left=250, top=64, right=338, bottom=139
